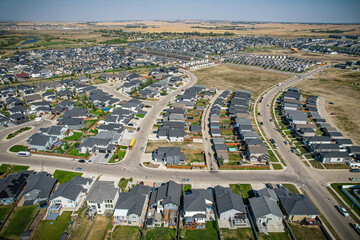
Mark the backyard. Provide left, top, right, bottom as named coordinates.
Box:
left=185, top=152, right=205, bottom=164
left=146, top=227, right=177, bottom=240
left=80, top=119, right=98, bottom=131
left=53, top=170, right=83, bottom=184
left=112, top=225, right=140, bottom=240
left=64, top=131, right=83, bottom=141
left=118, top=178, right=130, bottom=192
left=229, top=184, right=254, bottom=203
left=289, top=223, right=326, bottom=240
left=86, top=215, right=111, bottom=240
left=2, top=205, right=38, bottom=239
left=221, top=228, right=254, bottom=240
left=33, top=211, right=72, bottom=240
left=0, top=164, right=29, bottom=175
left=181, top=221, right=218, bottom=240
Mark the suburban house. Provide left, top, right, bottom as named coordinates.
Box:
left=27, top=133, right=58, bottom=151
left=153, top=147, right=186, bottom=165
left=86, top=181, right=119, bottom=215
left=23, top=172, right=57, bottom=205
left=248, top=195, right=284, bottom=233
left=277, top=192, right=319, bottom=222
left=47, top=176, right=93, bottom=219
left=246, top=146, right=270, bottom=164
left=183, top=188, right=214, bottom=228
left=318, top=151, right=351, bottom=164
left=113, top=184, right=151, bottom=226
left=0, top=171, right=33, bottom=205
left=214, top=186, right=249, bottom=228
left=79, top=137, right=114, bottom=154
left=58, top=117, right=85, bottom=130
left=39, top=126, right=68, bottom=139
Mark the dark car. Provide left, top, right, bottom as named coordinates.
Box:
left=137, top=127, right=140, bottom=132
left=350, top=169, right=360, bottom=173
left=265, top=183, right=273, bottom=189
left=78, top=159, right=86, bottom=163
left=104, top=153, right=109, bottom=159
left=329, top=102, right=334, bottom=105
left=260, top=122, right=263, bottom=125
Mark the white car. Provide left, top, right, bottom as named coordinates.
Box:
left=336, top=206, right=349, bottom=217
left=87, top=160, right=94, bottom=164
left=17, top=151, right=31, bottom=157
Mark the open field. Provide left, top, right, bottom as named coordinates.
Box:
left=297, top=69, right=360, bottom=144
left=193, top=64, right=290, bottom=97
left=145, top=141, right=204, bottom=153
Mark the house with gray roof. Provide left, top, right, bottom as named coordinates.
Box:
left=183, top=189, right=214, bottom=228
left=27, top=133, right=58, bottom=151
left=248, top=195, right=284, bottom=233
left=47, top=176, right=93, bottom=219
left=318, top=151, right=351, bottom=164
left=23, top=172, right=57, bottom=205
left=153, top=147, right=186, bottom=165
left=113, top=184, right=151, bottom=226
left=39, top=126, right=68, bottom=139
left=150, top=181, right=181, bottom=213
left=0, top=171, right=33, bottom=205
left=79, top=137, right=114, bottom=154
left=86, top=181, right=119, bottom=215
left=278, top=193, right=319, bottom=222
left=214, top=186, right=249, bottom=228
left=58, top=117, right=85, bottom=130
left=246, top=145, right=270, bottom=164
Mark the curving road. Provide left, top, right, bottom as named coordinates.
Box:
left=0, top=68, right=358, bottom=239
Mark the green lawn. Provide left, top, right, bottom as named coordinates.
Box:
left=80, top=119, right=97, bottom=131
left=32, top=211, right=72, bottom=240
left=324, top=164, right=351, bottom=169
left=109, top=149, right=127, bottom=163
left=184, top=184, right=192, bottom=192
left=309, top=160, right=324, bottom=169
left=221, top=130, right=233, bottom=135
left=331, top=183, right=360, bottom=216
left=258, top=232, right=290, bottom=240
left=9, top=144, right=28, bottom=152
left=112, top=225, right=140, bottom=240
left=0, top=164, right=29, bottom=175
left=282, top=184, right=300, bottom=194
left=64, top=132, right=83, bottom=141
left=3, top=205, right=38, bottom=238
left=269, top=150, right=279, bottom=162
left=289, top=223, right=326, bottom=240
left=185, top=152, right=205, bottom=163
left=146, top=227, right=177, bottom=240
left=118, top=178, right=129, bottom=192
left=182, top=221, right=218, bottom=240
left=6, top=127, right=32, bottom=139
left=221, top=228, right=254, bottom=240
left=53, top=170, right=82, bottom=184
left=0, top=205, right=12, bottom=221
left=67, top=147, right=88, bottom=157
left=229, top=184, right=254, bottom=201
left=272, top=164, right=283, bottom=170
left=228, top=153, right=242, bottom=162
left=136, top=113, right=145, bottom=118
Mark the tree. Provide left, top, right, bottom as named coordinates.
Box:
left=219, top=156, right=224, bottom=166
left=85, top=148, right=90, bottom=157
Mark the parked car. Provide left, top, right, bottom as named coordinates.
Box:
left=104, top=153, right=109, bottom=159
left=78, top=159, right=86, bottom=163
left=258, top=112, right=261, bottom=116
left=274, top=143, right=279, bottom=149
left=277, top=184, right=284, bottom=188
left=87, top=160, right=94, bottom=164
left=350, top=169, right=360, bottom=173
left=329, top=102, right=334, bottom=105
left=290, top=148, right=296, bottom=153
left=260, top=122, right=263, bottom=125
left=284, top=141, right=289, bottom=145
left=349, top=178, right=359, bottom=181
left=182, top=178, right=190, bottom=183
left=128, top=123, right=134, bottom=126
left=140, top=147, right=144, bottom=152
left=336, top=206, right=349, bottom=217
left=265, top=183, right=273, bottom=189
left=17, top=151, right=31, bottom=157
left=270, top=139, right=275, bottom=144
left=75, top=167, right=83, bottom=171
left=269, top=118, right=273, bottom=122
left=350, top=223, right=360, bottom=235
left=330, top=113, right=336, bottom=115
left=136, top=127, right=140, bottom=132
left=153, top=131, right=158, bottom=133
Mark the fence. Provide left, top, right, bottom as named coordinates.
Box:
left=219, top=165, right=270, bottom=170
left=167, top=165, right=206, bottom=169
left=29, top=151, right=91, bottom=160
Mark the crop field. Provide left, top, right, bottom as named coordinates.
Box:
left=193, top=64, right=290, bottom=97
left=297, top=69, right=360, bottom=144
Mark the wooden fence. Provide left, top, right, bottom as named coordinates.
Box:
left=219, top=165, right=270, bottom=170
left=167, top=165, right=206, bottom=169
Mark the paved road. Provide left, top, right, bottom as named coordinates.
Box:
left=0, top=67, right=359, bottom=239
left=256, top=65, right=360, bottom=240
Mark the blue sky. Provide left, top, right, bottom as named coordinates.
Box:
left=0, top=0, right=359, bottom=23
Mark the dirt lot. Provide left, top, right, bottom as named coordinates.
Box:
left=297, top=69, right=360, bottom=144
left=193, top=64, right=290, bottom=97
left=87, top=215, right=111, bottom=240
left=145, top=141, right=204, bottom=153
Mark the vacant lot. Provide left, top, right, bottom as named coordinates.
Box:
left=297, top=69, right=360, bottom=144
left=146, top=141, right=204, bottom=153
left=87, top=215, right=111, bottom=240
left=193, top=64, right=290, bottom=97
left=112, top=226, right=140, bottom=240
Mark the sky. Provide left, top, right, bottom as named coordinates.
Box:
left=0, top=0, right=359, bottom=24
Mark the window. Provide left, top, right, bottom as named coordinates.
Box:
left=97, top=204, right=100, bottom=208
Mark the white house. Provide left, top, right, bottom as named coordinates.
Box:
left=86, top=181, right=119, bottom=215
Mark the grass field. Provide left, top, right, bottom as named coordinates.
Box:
left=221, top=228, right=254, bottom=240
left=282, top=184, right=300, bottom=194
left=6, top=127, right=32, bottom=139
left=258, top=232, right=290, bottom=240
left=146, top=227, right=177, bottom=240
left=309, top=160, right=325, bottom=169
left=64, top=131, right=83, bottom=141
left=33, top=211, right=72, bottom=240
left=0, top=164, right=29, bottom=175
left=181, top=221, right=218, bottom=240
left=0, top=205, right=12, bottom=221
left=297, top=69, right=360, bottom=144
left=185, top=152, right=205, bottom=163
left=3, top=205, right=38, bottom=238
left=289, top=223, right=326, bottom=240
left=53, top=170, right=82, bottom=184
left=8, top=144, right=28, bottom=152
left=193, top=64, right=290, bottom=97
left=112, top=226, right=140, bottom=240
left=323, top=163, right=351, bottom=169
left=229, top=184, right=254, bottom=201
left=272, top=164, right=283, bottom=170
left=69, top=208, right=93, bottom=240
left=118, top=178, right=129, bottom=191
